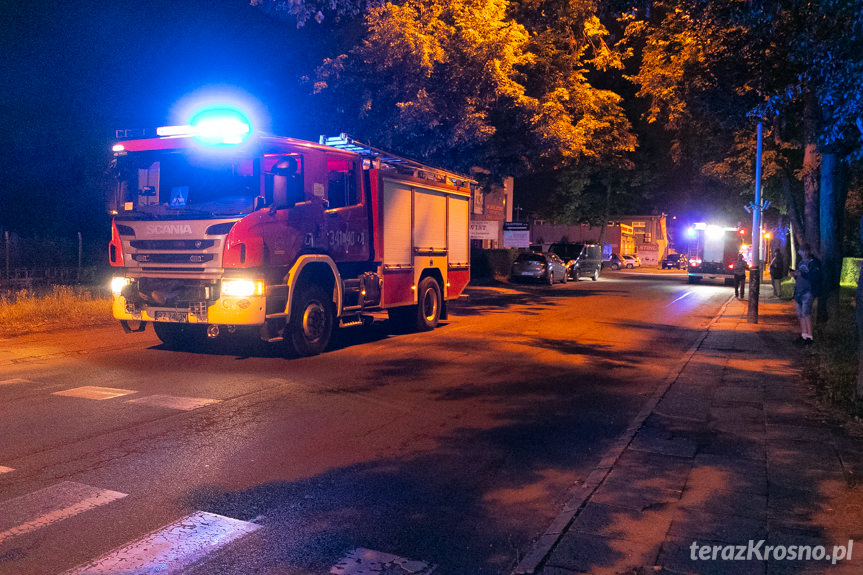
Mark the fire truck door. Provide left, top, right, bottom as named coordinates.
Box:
left=322, top=156, right=369, bottom=261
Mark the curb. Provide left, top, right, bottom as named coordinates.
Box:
left=511, top=294, right=736, bottom=574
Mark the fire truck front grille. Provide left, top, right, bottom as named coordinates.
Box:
left=131, top=254, right=215, bottom=264
left=130, top=240, right=215, bottom=250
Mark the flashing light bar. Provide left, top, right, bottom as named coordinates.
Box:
left=156, top=125, right=194, bottom=137
left=157, top=108, right=252, bottom=145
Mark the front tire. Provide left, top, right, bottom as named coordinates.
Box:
left=288, top=284, right=334, bottom=357
left=592, top=268, right=600, bottom=281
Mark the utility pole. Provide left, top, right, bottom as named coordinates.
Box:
left=748, top=121, right=763, bottom=324
left=77, top=232, right=83, bottom=283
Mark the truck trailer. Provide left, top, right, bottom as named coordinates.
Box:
left=108, top=115, right=472, bottom=356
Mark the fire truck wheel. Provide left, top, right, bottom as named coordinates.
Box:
left=415, top=276, right=442, bottom=331
left=288, top=284, right=334, bottom=356
left=153, top=322, right=207, bottom=350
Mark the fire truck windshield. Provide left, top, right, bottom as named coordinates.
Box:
left=114, top=151, right=258, bottom=218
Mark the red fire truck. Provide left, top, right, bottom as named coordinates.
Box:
left=108, top=111, right=472, bottom=356
left=685, top=223, right=743, bottom=285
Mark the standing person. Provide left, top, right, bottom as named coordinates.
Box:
left=769, top=248, right=785, bottom=298
left=733, top=253, right=749, bottom=299
left=791, top=244, right=821, bottom=345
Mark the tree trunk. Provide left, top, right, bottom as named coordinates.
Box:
left=778, top=168, right=805, bottom=247
left=802, top=90, right=821, bottom=250
left=818, top=153, right=839, bottom=324
left=597, top=180, right=613, bottom=245
left=773, top=115, right=805, bottom=250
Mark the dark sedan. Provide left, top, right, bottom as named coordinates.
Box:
left=662, top=253, right=689, bottom=269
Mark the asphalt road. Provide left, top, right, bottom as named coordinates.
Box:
left=0, top=270, right=732, bottom=575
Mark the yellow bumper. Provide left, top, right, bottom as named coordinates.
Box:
left=112, top=295, right=267, bottom=325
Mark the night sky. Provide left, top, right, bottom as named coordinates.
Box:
left=1, top=0, right=312, bottom=246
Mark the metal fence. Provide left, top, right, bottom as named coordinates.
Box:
left=2, top=230, right=108, bottom=292
left=0, top=266, right=105, bottom=291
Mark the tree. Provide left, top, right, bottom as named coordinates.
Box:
left=311, top=0, right=635, bottom=183
left=621, top=0, right=863, bottom=325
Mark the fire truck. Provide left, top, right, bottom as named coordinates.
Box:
left=108, top=110, right=472, bottom=356
left=685, top=223, right=743, bottom=285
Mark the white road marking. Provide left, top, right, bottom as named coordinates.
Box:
left=52, top=386, right=137, bottom=400
left=331, top=548, right=437, bottom=575
left=125, top=394, right=220, bottom=411
left=61, top=511, right=261, bottom=575
left=666, top=290, right=696, bottom=307
left=0, top=466, right=14, bottom=474
left=0, top=378, right=33, bottom=385
left=0, top=481, right=127, bottom=545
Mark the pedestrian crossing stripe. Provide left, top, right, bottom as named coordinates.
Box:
left=61, top=510, right=261, bottom=575
left=330, top=548, right=437, bottom=575
left=0, top=481, right=127, bottom=545
left=52, top=386, right=138, bottom=400
left=125, top=394, right=220, bottom=411
left=0, top=378, right=32, bottom=385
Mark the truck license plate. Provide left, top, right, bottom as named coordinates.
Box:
left=155, top=311, right=189, bottom=322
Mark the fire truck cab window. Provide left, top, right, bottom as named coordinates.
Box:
left=326, top=157, right=358, bottom=209
left=264, top=154, right=304, bottom=208
left=115, top=153, right=258, bottom=215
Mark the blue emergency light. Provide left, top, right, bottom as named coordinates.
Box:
left=156, top=108, right=252, bottom=145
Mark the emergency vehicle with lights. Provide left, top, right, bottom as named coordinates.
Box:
left=108, top=110, right=472, bottom=356
left=685, top=223, right=744, bottom=285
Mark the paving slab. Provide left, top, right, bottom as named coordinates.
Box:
left=543, top=532, right=661, bottom=575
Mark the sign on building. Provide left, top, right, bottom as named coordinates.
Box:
left=470, top=221, right=499, bottom=241
left=503, top=222, right=530, bottom=248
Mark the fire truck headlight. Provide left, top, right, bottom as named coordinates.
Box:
left=222, top=279, right=264, bottom=297
left=111, top=277, right=131, bottom=295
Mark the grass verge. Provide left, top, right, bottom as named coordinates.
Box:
left=0, top=285, right=114, bottom=338
left=808, top=287, right=861, bottom=416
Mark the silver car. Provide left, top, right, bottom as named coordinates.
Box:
left=510, top=252, right=568, bottom=285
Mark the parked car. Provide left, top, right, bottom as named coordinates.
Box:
left=550, top=242, right=603, bottom=281
left=510, top=252, right=568, bottom=285
left=621, top=254, right=641, bottom=268
left=603, top=253, right=625, bottom=270
left=662, top=253, right=688, bottom=269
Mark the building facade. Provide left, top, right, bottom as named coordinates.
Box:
left=529, top=214, right=668, bottom=265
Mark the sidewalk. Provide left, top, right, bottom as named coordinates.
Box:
left=523, top=294, right=863, bottom=574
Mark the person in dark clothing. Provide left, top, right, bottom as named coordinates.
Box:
left=733, top=253, right=749, bottom=299
left=769, top=248, right=785, bottom=298
left=791, top=244, right=821, bottom=345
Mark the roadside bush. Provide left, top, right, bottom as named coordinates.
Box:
left=470, top=248, right=518, bottom=283
left=0, top=285, right=113, bottom=338
left=808, top=287, right=861, bottom=415
left=841, top=257, right=861, bottom=287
